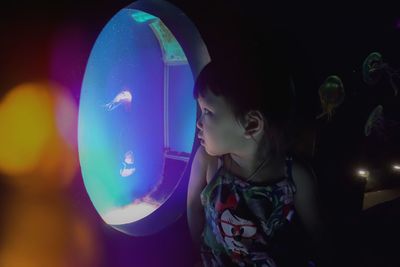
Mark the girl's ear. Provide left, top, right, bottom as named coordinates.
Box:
left=243, top=110, right=265, bottom=138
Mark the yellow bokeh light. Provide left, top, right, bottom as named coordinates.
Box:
left=0, top=83, right=53, bottom=176
left=0, top=82, right=78, bottom=189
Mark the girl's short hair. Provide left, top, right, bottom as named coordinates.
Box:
left=193, top=30, right=299, bottom=157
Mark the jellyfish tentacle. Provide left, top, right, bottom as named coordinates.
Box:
left=316, top=111, right=326, bottom=120
left=389, top=75, right=399, bottom=96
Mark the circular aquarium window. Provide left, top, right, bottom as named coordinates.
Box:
left=78, top=0, right=210, bottom=236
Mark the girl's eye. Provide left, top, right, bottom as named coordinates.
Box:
left=203, top=109, right=213, bottom=116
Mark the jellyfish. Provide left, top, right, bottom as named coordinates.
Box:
left=362, top=52, right=385, bottom=86
left=362, top=52, right=400, bottom=96
left=316, top=75, right=345, bottom=121
left=124, top=150, right=134, bottom=164
left=103, top=90, right=132, bottom=111
left=119, top=150, right=136, bottom=177
left=364, top=105, right=400, bottom=141
left=364, top=105, right=384, bottom=137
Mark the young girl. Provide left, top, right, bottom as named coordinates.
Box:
left=187, top=37, right=334, bottom=267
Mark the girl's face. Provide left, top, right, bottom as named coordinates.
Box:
left=196, top=87, right=245, bottom=157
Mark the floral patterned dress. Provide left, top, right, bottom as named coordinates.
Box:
left=200, top=155, right=310, bottom=267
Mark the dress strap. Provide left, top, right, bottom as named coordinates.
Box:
left=217, top=155, right=224, bottom=170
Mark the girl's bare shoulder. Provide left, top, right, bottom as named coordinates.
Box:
left=204, top=152, right=223, bottom=184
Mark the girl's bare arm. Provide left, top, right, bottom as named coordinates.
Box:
left=187, top=145, right=209, bottom=253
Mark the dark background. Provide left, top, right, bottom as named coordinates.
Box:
left=1, top=0, right=400, bottom=266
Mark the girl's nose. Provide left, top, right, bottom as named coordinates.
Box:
left=196, top=117, right=203, bottom=130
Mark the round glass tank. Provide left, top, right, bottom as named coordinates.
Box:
left=78, top=0, right=210, bottom=236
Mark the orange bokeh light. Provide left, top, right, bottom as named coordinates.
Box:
left=0, top=192, right=102, bottom=267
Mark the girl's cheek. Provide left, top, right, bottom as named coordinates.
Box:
left=203, top=119, right=213, bottom=132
